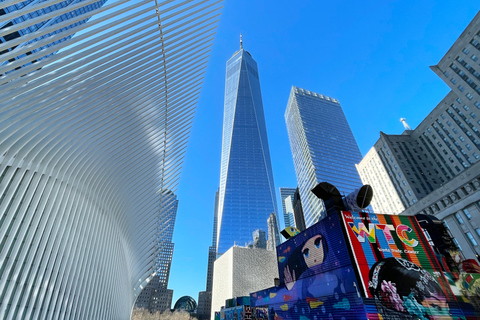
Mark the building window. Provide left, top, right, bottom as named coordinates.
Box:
left=473, top=153, right=479, bottom=159
left=466, top=144, right=472, bottom=150
left=471, top=112, right=477, bottom=119
left=460, top=136, right=466, bottom=142
left=441, top=114, right=446, bottom=119
left=407, top=190, right=412, bottom=196
left=466, top=232, right=478, bottom=246
left=475, top=101, right=480, bottom=109
left=463, top=208, right=472, bottom=220
left=451, top=78, right=457, bottom=84
left=466, top=93, right=473, bottom=100
left=463, top=48, right=470, bottom=54
left=476, top=229, right=480, bottom=237
left=464, top=105, right=470, bottom=111
left=455, top=212, right=464, bottom=224
left=459, top=85, right=465, bottom=92
left=473, top=54, right=479, bottom=62
left=453, top=238, right=463, bottom=250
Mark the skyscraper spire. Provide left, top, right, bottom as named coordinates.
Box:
left=240, top=33, right=243, bottom=49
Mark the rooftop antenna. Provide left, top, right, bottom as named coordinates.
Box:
left=400, top=118, right=412, bottom=130
left=240, top=34, right=243, bottom=50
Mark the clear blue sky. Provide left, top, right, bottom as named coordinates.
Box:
left=168, top=0, right=480, bottom=304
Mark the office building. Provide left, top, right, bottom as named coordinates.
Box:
left=285, top=86, right=363, bottom=226
left=280, top=187, right=306, bottom=231
left=0, top=1, right=223, bottom=319
left=252, top=229, right=267, bottom=249
left=356, top=131, right=443, bottom=214
left=134, top=191, right=178, bottom=313
left=216, top=41, right=279, bottom=255
left=266, top=212, right=281, bottom=251
left=198, top=190, right=219, bottom=320
left=280, top=187, right=296, bottom=228
left=292, top=187, right=307, bottom=231
left=357, top=11, right=480, bottom=260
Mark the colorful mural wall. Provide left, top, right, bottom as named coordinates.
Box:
left=218, top=305, right=269, bottom=320
left=341, top=211, right=479, bottom=319
left=251, top=213, right=365, bottom=319
left=250, top=211, right=480, bottom=319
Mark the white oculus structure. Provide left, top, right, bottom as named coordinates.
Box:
left=0, top=0, right=223, bottom=319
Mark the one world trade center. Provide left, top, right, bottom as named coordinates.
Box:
left=216, top=38, right=279, bottom=255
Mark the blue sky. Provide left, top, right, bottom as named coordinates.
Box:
left=168, top=0, right=480, bottom=304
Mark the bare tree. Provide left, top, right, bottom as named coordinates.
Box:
left=131, top=308, right=197, bottom=320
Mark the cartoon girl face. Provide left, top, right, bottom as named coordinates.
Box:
left=302, top=234, right=325, bottom=268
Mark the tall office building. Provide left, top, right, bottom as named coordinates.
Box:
left=280, top=187, right=296, bottom=228
left=266, top=212, right=281, bottom=251
left=292, top=187, right=306, bottom=232
left=197, top=190, right=219, bottom=320
left=252, top=229, right=267, bottom=249
left=357, top=11, right=480, bottom=260
left=135, top=191, right=178, bottom=313
left=285, top=86, right=363, bottom=226
left=0, top=1, right=223, bottom=319
left=216, top=41, right=279, bottom=255
left=356, top=131, right=443, bottom=214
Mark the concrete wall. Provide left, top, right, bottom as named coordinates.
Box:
left=211, top=246, right=278, bottom=319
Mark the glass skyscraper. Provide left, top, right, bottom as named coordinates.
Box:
left=280, top=187, right=296, bottom=228
left=285, top=86, right=363, bottom=226
left=217, top=43, right=278, bottom=255
left=135, top=191, right=177, bottom=313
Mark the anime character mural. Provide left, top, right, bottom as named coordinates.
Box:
left=283, top=233, right=328, bottom=290
left=369, top=257, right=453, bottom=320
left=252, top=214, right=364, bottom=319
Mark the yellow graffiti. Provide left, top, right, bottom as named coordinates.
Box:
left=309, top=301, right=323, bottom=309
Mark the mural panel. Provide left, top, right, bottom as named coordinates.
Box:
left=253, top=213, right=365, bottom=319
left=341, top=211, right=476, bottom=319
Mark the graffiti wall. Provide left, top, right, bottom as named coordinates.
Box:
left=218, top=305, right=269, bottom=320
left=251, top=213, right=365, bottom=319
left=341, top=211, right=478, bottom=319
left=250, top=211, right=480, bottom=319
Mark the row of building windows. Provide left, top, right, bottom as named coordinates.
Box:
left=454, top=203, right=480, bottom=246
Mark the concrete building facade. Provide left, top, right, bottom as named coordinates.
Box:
left=210, top=246, right=278, bottom=319
left=357, top=11, right=480, bottom=260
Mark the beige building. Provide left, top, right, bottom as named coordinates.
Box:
left=357, top=11, right=480, bottom=260
left=211, top=246, right=278, bottom=319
